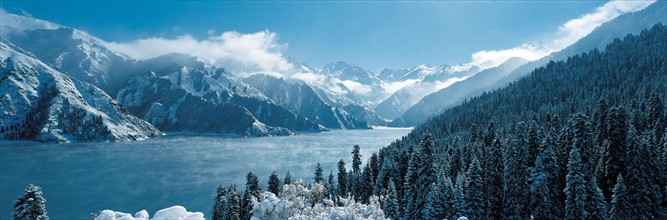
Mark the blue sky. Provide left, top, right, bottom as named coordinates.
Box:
left=0, top=1, right=653, bottom=72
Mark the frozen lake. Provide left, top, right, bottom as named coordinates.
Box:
left=0, top=128, right=410, bottom=219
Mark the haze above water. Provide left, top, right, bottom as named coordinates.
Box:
left=0, top=128, right=411, bottom=219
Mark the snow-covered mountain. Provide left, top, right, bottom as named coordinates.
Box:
left=242, top=74, right=369, bottom=129
left=0, top=12, right=133, bottom=92
left=390, top=0, right=666, bottom=127
left=0, top=40, right=161, bottom=142
left=390, top=57, right=527, bottom=126
left=374, top=64, right=480, bottom=119
left=117, top=54, right=326, bottom=136
left=320, top=61, right=390, bottom=107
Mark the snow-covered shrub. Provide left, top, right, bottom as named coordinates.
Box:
left=251, top=180, right=386, bottom=220
left=94, top=206, right=203, bottom=220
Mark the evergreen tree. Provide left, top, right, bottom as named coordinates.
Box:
left=241, top=172, right=261, bottom=220
left=403, top=132, right=437, bottom=220
left=327, top=171, right=336, bottom=201
left=337, top=159, right=348, bottom=198
left=610, top=175, right=631, bottom=220
left=624, top=127, right=657, bottom=218
left=373, top=157, right=394, bottom=196
left=503, top=122, right=530, bottom=219
left=13, top=184, right=48, bottom=220
left=484, top=138, right=504, bottom=219
left=422, top=183, right=443, bottom=220
left=465, top=157, right=484, bottom=220
left=369, top=153, right=379, bottom=183
left=225, top=186, right=241, bottom=220
left=213, top=185, right=227, bottom=220
left=384, top=180, right=400, bottom=220
left=529, top=140, right=561, bottom=219
left=355, top=164, right=373, bottom=203
left=283, top=171, right=292, bottom=185
left=452, top=174, right=467, bottom=219
left=586, top=179, right=609, bottom=220
left=314, top=163, right=324, bottom=184
left=564, top=149, right=587, bottom=220
left=601, top=107, right=628, bottom=200
left=352, top=145, right=362, bottom=174
left=268, top=171, right=281, bottom=196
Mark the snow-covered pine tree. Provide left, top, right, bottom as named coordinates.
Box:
left=268, top=171, right=281, bottom=196
left=402, top=132, right=437, bottom=220
left=601, top=107, right=627, bottom=200
left=284, top=171, right=292, bottom=185
left=241, top=172, right=261, bottom=220
left=352, top=145, right=362, bottom=174
left=624, top=126, right=657, bottom=218
left=225, top=186, right=241, bottom=220
left=503, top=122, right=530, bottom=219
left=13, top=184, right=48, bottom=220
left=529, top=137, right=561, bottom=219
left=422, top=183, right=441, bottom=220
left=337, top=159, right=348, bottom=198
left=314, top=163, right=324, bottom=184
left=610, top=175, right=631, bottom=220
left=465, top=157, right=484, bottom=220
left=564, top=149, right=587, bottom=220
left=370, top=153, right=379, bottom=183
left=213, top=185, right=227, bottom=220
left=357, top=164, right=374, bottom=203
left=452, top=174, right=467, bottom=219
left=384, top=180, right=400, bottom=220
left=484, top=138, right=504, bottom=219
left=373, top=157, right=394, bottom=196
left=327, top=171, right=336, bottom=201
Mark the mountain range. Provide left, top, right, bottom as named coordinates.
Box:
left=1, top=1, right=664, bottom=142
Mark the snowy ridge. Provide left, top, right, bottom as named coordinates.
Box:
left=0, top=40, right=161, bottom=142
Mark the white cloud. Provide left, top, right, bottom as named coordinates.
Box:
left=340, top=80, right=372, bottom=95
left=467, top=43, right=552, bottom=70
left=553, top=0, right=655, bottom=49
left=459, top=0, right=655, bottom=71
left=104, top=30, right=294, bottom=75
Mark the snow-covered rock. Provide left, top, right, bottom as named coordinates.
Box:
left=94, top=206, right=203, bottom=220
left=0, top=40, right=161, bottom=143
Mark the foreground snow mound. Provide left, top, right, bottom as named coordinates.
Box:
left=251, top=181, right=386, bottom=220
left=0, top=40, right=161, bottom=142
left=95, top=206, right=203, bottom=220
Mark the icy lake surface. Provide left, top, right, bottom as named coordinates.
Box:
left=0, top=128, right=410, bottom=219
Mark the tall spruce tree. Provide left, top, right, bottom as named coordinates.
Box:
left=283, top=171, right=292, bottom=185
left=484, top=138, right=504, bottom=219
left=384, top=180, right=400, bottom=220
left=13, top=184, right=48, bottom=220
left=564, top=149, right=587, bottom=220
left=503, top=122, right=530, bottom=219
left=314, top=163, right=324, bottom=184
left=241, top=172, right=261, bottom=220
left=624, top=127, right=657, bottom=218
left=213, top=185, right=227, bottom=220
left=337, top=159, right=348, bottom=198
left=403, top=132, right=437, bottom=220
left=610, top=175, right=631, bottom=220
left=225, top=186, right=241, bottom=220
left=529, top=138, right=562, bottom=219
left=601, top=107, right=628, bottom=200
left=465, top=157, right=484, bottom=220
left=268, top=171, right=281, bottom=196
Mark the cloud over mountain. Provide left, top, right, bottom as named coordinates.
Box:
left=105, top=30, right=294, bottom=75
